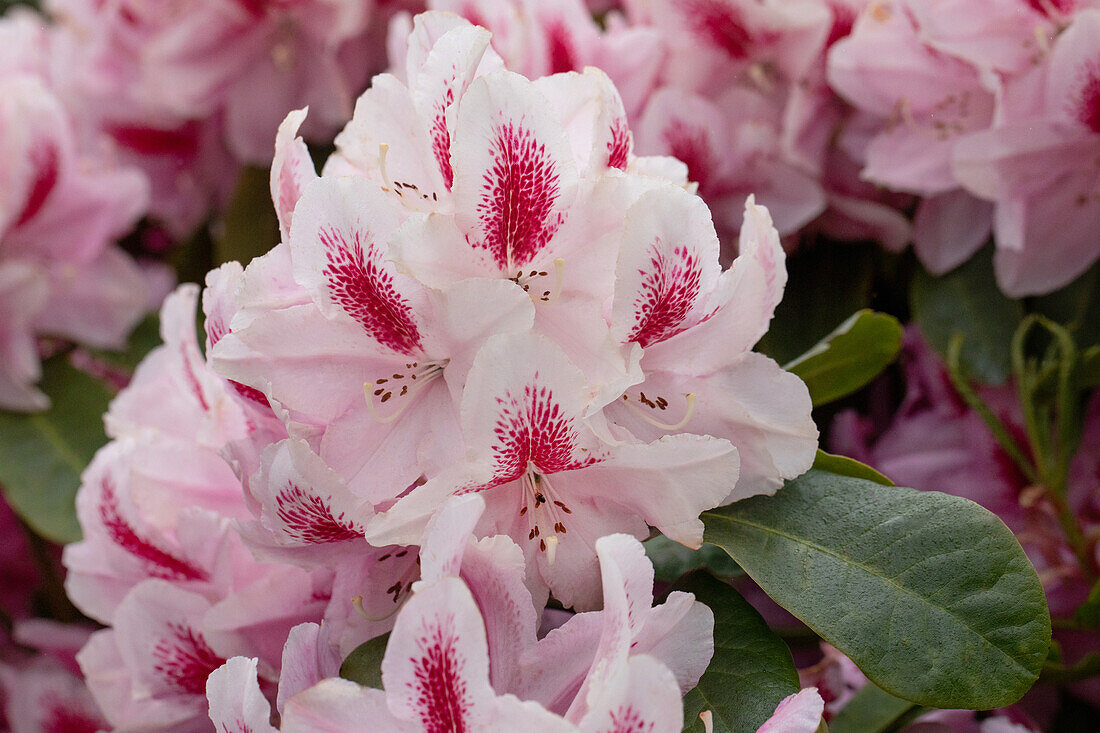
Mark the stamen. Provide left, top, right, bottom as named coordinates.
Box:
left=362, top=362, right=446, bottom=423
left=377, top=144, right=398, bottom=195
left=541, top=258, right=566, bottom=304
left=544, top=534, right=559, bottom=565
left=622, top=392, right=697, bottom=431
left=700, top=711, right=714, bottom=733
left=351, top=595, right=404, bottom=622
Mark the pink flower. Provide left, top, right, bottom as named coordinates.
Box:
left=365, top=331, right=739, bottom=609
left=0, top=54, right=155, bottom=410
left=953, top=8, right=1100, bottom=295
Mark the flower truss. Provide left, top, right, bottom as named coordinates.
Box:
left=55, top=10, right=823, bottom=732
left=0, top=12, right=163, bottom=411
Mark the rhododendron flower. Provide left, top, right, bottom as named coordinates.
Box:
left=366, top=331, right=739, bottom=609
left=953, top=8, right=1100, bottom=295
left=0, top=55, right=156, bottom=411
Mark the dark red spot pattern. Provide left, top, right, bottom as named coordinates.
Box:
left=411, top=616, right=472, bottom=733
left=275, top=481, right=364, bottom=544
left=627, top=239, right=704, bottom=348
left=603, top=706, right=656, bottom=733
left=320, top=226, right=423, bottom=355
left=152, top=623, right=226, bottom=695
left=432, top=87, right=457, bottom=190
left=607, top=118, right=631, bottom=170
left=1074, top=59, right=1100, bottom=134
left=483, top=381, right=599, bottom=487
left=473, top=121, right=563, bottom=271
left=99, top=479, right=209, bottom=582
left=15, top=143, right=59, bottom=227
left=677, top=0, right=753, bottom=59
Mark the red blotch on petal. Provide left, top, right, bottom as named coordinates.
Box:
left=320, top=226, right=423, bottom=355
left=546, top=22, right=577, bottom=74
left=108, top=122, right=201, bottom=159
left=274, top=481, right=364, bottom=544
left=662, top=121, right=714, bottom=196
left=486, top=381, right=599, bottom=486
left=152, top=623, right=226, bottom=695
left=607, top=118, right=631, bottom=170
left=1074, top=58, right=1100, bottom=133
left=628, top=239, right=704, bottom=348
left=15, top=142, right=59, bottom=227
left=99, top=479, right=209, bottom=582
left=473, top=121, right=564, bottom=271
left=412, top=617, right=472, bottom=733
left=432, top=87, right=457, bottom=190
left=606, top=705, right=656, bottom=733
left=676, top=0, right=753, bottom=59
left=42, top=704, right=101, bottom=733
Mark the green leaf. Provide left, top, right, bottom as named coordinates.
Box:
left=340, top=633, right=390, bottom=689
left=785, top=310, right=902, bottom=406
left=0, top=356, right=113, bottom=543
left=758, top=242, right=876, bottom=366
left=675, top=573, right=801, bottom=733
left=911, top=248, right=1024, bottom=385
left=1075, top=581, right=1100, bottom=630
left=702, top=469, right=1050, bottom=709
left=811, top=451, right=893, bottom=486
left=645, top=535, right=743, bottom=584
left=829, top=684, right=918, bottom=733
left=215, top=166, right=280, bottom=268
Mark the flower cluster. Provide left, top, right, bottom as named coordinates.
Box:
left=0, top=12, right=163, bottom=411
left=393, top=0, right=1100, bottom=293
left=829, top=1, right=1100, bottom=295
left=58, top=11, right=821, bottom=731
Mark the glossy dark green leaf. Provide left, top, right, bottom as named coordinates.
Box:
left=215, top=166, right=280, bottom=268
left=757, top=242, right=875, bottom=366
left=785, top=310, right=902, bottom=406
left=675, top=573, right=801, bottom=733
left=0, top=356, right=113, bottom=543
left=829, top=683, right=918, bottom=733
left=811, top=450, right=893, bottom=486
left=703, top=469, right=1050, bottom=709
left=911, top=248, right=1023, bottom=385
left=645, top=535, right=742, bottom=584
left=340, top=633, right=390, bottom=689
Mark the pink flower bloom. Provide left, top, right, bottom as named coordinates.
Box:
left=365, top=331, right=739, bottom=609
left=606, top=192, right=817, bottom=501
left=0, top=652, right=107, bottom=733
left=756, top=688, right=825, bottom=733
left=206, top=656, right=278, bottom=733
left=0, top=54, right=155, bottom=410
left=281, top=522, right=705, bottom=732
left=953, top=8, right=1100, bottom=295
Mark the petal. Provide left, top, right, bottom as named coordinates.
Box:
left=533, top=67, right=631, bottom=176
left=610, top=183, right=722, bottom=348
left=289, top=176, right=425, bottom=355
left=381, top=577, right=495, bottom=729
left=577, top=655, right=684, bottom=733
left=757, top=688, right=825, bottom=733
left=610, top=354, right=817, bottom=501
left=452, top=71, right=579, bottom=273
left=206, top=657, right=277, bottom=733
left=248, top=439, right=372, bottom=553
left=911, top=191, right=993, bottom=275
left=271, top=108, right=318, bottom=242
left=282, top=678, right=402, bottom=732
left=416, top=494, right=487, bottom=587
left=277, top=623, right=343, bottom=715
left=645, top=196, right=787, bottom=376
left=569, top=433, right=738, bottom=547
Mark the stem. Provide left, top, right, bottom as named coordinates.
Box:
left=945, top=335, right=1039, bottom=484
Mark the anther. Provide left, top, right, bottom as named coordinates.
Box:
left=623, top=392, right=698, bottom=430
